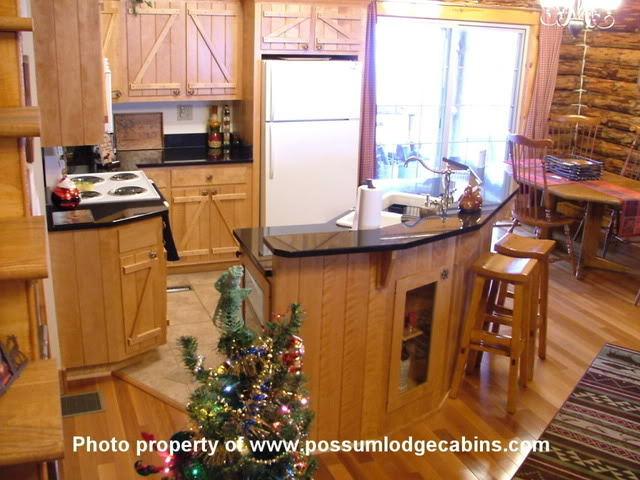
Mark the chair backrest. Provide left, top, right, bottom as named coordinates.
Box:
left=548, top=114, right=602, bottom=159
left=508, top=134, right=553, bottom=218
left=621, top=126, right=640, bottom=181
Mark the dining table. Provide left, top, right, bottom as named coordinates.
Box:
left=546, top=171, right=640, bottom=278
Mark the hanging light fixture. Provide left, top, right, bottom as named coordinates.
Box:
left=540, top=0, right=623, bottom=35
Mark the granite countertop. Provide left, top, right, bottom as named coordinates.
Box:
left=234, top=166, right=516, bottom=272
left=117, top=146, right=253, bottom=169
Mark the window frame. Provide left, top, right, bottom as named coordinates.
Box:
left=376, top=2, right=540, bottom=137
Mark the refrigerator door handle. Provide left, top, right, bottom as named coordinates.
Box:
left=266, top=125, right=274, bottom=180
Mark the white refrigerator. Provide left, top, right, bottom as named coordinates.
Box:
left=262, top=59, right=362, bottom=227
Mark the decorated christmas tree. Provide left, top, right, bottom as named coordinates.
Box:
left=135, top=265, right=317, bottom=479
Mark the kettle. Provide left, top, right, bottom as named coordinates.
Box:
left=51, top=176, right=81, bottom=209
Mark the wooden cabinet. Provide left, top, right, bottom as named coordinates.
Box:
left=170, top=164, right=251, bottom=266
left=387, top=267, right=451, bottom=412
left=120, top=0, right=241, bottom=101
left=186, top=1, right=241, bottom=98
left=125, top=0, right=186, bottom=99
left=143, top=164, right=252, bottom=268
left=32, top=0, right=105, bottom=146
left=100, top=0, right=126, bottom=101
left=313, top=4, right=364, bottom=54
left=171, top=187, right=212, bottom=263
left=120, top=244, right=166, bottom=354
left=49, top=217, right=167, bottom=373
left=259, top=2, right=312, bottom=52
left=259, top=2, right=364, bottom=54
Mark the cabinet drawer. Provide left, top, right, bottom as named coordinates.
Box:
left=118, top=217, right=161, bottom=253
left=171, top=165, right=248, bottom=187
left=143, top=168, right=170, bottom=189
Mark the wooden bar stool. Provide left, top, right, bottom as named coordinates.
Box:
left=450, top=252, right=539, bottom=414
left=494, top=234, right=555, bottom=379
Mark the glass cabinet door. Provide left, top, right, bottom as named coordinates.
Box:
left=388, top=268, right=450, bottom=412
left=399, top=282, right=435, bottom=392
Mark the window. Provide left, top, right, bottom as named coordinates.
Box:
left=375, top=17, right=527, bottom=185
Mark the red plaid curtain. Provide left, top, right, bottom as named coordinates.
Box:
left=523, top=25, right=564, bottom=139
left=358, top=1, right=377, bottom=183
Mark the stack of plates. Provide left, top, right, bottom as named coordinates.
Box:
left=544, top=155, right=603, bottom=181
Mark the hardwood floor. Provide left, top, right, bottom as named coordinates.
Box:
left=59, top=244, right=640, bottom=480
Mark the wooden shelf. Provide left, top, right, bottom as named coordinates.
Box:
left=0, top=359, right=64, bottom=467
left=0, top=216, right=48, bottom=281
left=0, top=107, right=40, bottom=138
left=0, top=16, right=33, bottom=32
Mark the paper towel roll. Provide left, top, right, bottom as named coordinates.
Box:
left=355, top=183, right=383, bottom=230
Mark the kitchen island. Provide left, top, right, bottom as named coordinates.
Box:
left=46, top=144, right=253, bottom=381
left=235, top=170, right=516, bottom=441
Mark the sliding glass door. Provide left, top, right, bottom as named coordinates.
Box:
left=375, top=17, right=527, bottom=184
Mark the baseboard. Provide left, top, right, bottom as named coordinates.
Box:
left=62, top=354, right=147, bottom=391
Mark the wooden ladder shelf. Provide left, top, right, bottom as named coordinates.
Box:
left=0, top=106, right=40, bottom=137
left=0, top=15, right=32, bottom=31
left=0, top=216, right=48, bottom=281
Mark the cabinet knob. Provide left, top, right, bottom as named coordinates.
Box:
left=206, top=174, right=213, bottom=182
left=172, top=88, right=181, bottom=96
left=211, top=189, right=218, bottom=196
left=301, top=43, right=309, bottom=50
left=316, top=42, right=323, bottom=50
left=186, top=88, right=195, bottom=96
left=112, top=90, right=122, bottom=100
left=201, top=190, right=209, bottom=196
left=149, top=251, right=158, bottom=260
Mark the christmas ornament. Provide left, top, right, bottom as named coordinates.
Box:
left=282, top=335, right=304, bottom=373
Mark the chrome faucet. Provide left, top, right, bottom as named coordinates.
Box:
left=404, top=155, right=455, bottom=218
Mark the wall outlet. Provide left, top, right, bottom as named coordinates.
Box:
left=177, top=104, right=193, bottom=121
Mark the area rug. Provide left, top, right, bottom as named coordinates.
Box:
left=513, top=343, right=640, bottom=480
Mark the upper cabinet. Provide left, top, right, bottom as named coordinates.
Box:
left=186, top=2, right=241, bottom=98
left=32, top=0, right=106, bottom=147
left=111, top=0, right=241, bottom=102
left=125, top=0, right=186, bottom=99
left=100, top=0, right=126, bottom=101
left=259, top=2, right=364, bottom=55
left=313, top=4, right=364, bottom=54
left=259, top=3, right=312, bottom=52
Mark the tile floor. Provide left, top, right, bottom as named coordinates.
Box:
left=118, top=271, right=226, bottom=406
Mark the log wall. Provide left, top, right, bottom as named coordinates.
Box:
left=551, top=3, right=640, bottom=173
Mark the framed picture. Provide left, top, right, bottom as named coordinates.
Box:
left=0, top=335, right=28, bottom=397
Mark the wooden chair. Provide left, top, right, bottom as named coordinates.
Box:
left=493, top=234, right=556, bottom=376
left=548, top=115, right=603, bottom=236
left=450, top=252, right=539, bottom=414
left=602, top=125, right=640, bottom=257
left=547, top=114, right=602, bottom=159
left=508, top=134, right=577, bottom=274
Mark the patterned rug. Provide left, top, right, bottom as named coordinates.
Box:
left=513, top=343, right=640, bottom=480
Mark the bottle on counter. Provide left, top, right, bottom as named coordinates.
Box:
left=208, top=106, right=222, bottom=150
left=222, top=104, right=231, bottom=150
